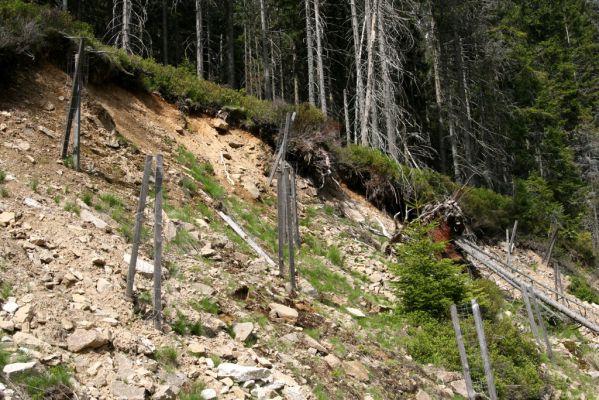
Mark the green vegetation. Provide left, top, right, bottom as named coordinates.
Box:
left=13, top=365, right=73, bottom=400
left=567, top=275, right=599, bottom=304
left=191, top=297, right=220, bottom=315
left=1, top=282, right=12, bottom=299
left=29, top=177, right=39, bottom=193
left=82, top=191, right=93, bottom=206
left=97, top=193, right=136, bottom=242
left=0, top=187, right=8, bottom=198
left=179, top=381, right=207, bottom=400
left=155, top=346, right=178, bottom=368
left=0, top=169, right=5, bottom=183
left=209, top=355, right=222, bottom=368
left=63, top=201, right=80, bottom=216
left=172, top=312, right=204, bottom=336
left=176, top=146, right=224, bottom=199
left=326, top=245, right=344, bottom=267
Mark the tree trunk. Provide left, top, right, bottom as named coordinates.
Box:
left=350, top=0, right=364, bottom=144
left=313, top=0, right=327, bottom=116
left=305, top=0, right=315, bottom=106
left=376, top=1, right=396, bottom=159
left=226, top=0, right=236, bottom=88
left=259, top=0, right=272, bottom=100
left=293, top=45, right=299, bottom=105
left=62, top=0, right=68, bottom=11
left=360, top=0, right=378, bottom=147
left=195, top=0, right=204, bottom=78
left=344, top=89, right=351, bottom=143
left=122, top=0, right=131, bottom=53
left=162, top=0, right=168, bottom=64
left=455, top=33, right=472, bottom=172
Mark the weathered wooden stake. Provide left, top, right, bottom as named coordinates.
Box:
left=521, top=283, right=541, bottom=346
left=529, top=286, right=554, bottom=360
left=284, top=164, right=296, bottom=291
left=61, top=37, right=84, bottom=159
left=472, top=299, right=497, bottom=400
left=73, top=53, right=82, bottom=172
left=267, top=112, right=293, bottom=186
left=544, top=226, right=558, bottom=264
left=450, top=304, right=476, bottom=399
left=290, top=167, right=300, bottom=246
left=506, top=220, right=518, bottom=265
left=126, top=155, right=153, bottom=298
left=153, top=154, right=164, bottom=330
left=277, top=168, right=287, bottom=276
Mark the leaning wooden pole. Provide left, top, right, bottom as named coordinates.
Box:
left=277, top=168, right=287, bottom=276
left=126, top=155, right=153, bottom=298
left=153, top=154, right=164, bottom=330
left=290, top=167, right=301, bottom=246
left=521, top=283, right=541, bottom=346
left=284, top=164, right=296, bottom=291
left=73, top=52, right=82, bottom=171
left=530, top=286, right=554, bottom=360
left=61, top=37, right=84, bottom=159
left=450, top=304, right=476, bottom=400
left=472, top=299, right=497, bottom=400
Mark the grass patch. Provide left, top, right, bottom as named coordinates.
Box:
left=180, top=177, right=198, bottom=195
left=228, top=197, right=277, bottom=252
left=63, top=201, right=80, bottom=216
left=155, top=346, right=178, bottom=368
left=0, top=169, right=5, bottom=183
left=176, top=146, right=224, bottom=199
left=326, top=245, right=344, bottom=267
left=13, top=365, right=72, bottom=400
left=300, top=254, right=361, bottom=304
left=29, top=177, right=39, bottom=193
left=179, top=381, right=207, bottom=400
left=209, top=355, right=222, bottom=367
left=98, top=193, right=136, bottom=242
left=0, top=282, right=12, bottom=300
left=169, top=230, right=198, bottom=252
left=82, top=191, right=93, bottom=206
left=567, top=275, right=599, bottom=304
left=191, top=297, right=220, bottom=315
left=0, top=187, right=8, bottom=197
left=172, top=312, right=204, bottom=336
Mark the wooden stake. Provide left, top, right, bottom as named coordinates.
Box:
left=450, top=304, right=476, bottom=400
left=544, top=226, right=558, bottom=264
left=277, top=168, right=287, bottom=276
left=521, top=283, right=541, bottom=346
left=61, top=38, right=84, bottom=159
left=506, top=220, right=518, bottom=265
left=267, top=112, right=295, bottom=186
left=153, top=154, right=164, bottom=330
left=284, top=164, right=296, bottom=291
left=290, top=167, right=301, bottom=246
left=472, top=299, right=497, bottom=400
left=73, top=53, right=82, bottom=172
left=530, top=286, right=554, bottom=360
left=126, top=155, right=153, bottom=298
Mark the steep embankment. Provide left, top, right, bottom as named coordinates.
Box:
left=0, top=64, right=449, bottom=400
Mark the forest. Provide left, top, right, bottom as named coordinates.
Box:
left=19, top=0, right=594, bottom=263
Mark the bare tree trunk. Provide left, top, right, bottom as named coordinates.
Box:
left=293, top=45, right=299, bottom=105
left=259, top=0, right=272, bottom=100
left=455, top=34, right=472, bottom=171
left=270, top=38, right=276, bottom=98
left=344, top=89, right=351, bottom=144
left=62, top=0, right=68, bottom=11
left=122, top=0, right=131, bottom=52
left=350, top=0, right=364, bottom=144
left=305, top=0, right=315, bottom=106
left=376, top=1, right=396, bottom=159
left=449, top=111, right=462, bottom=183
left=360, top=0, right=378, bottom=147
left=314, top=0, right=327, bottom=116
left=195, top=0, right=204, bottom=78
left=226, top=0, right=236, bottom=88
left=162, top=0, right=168, bottom=64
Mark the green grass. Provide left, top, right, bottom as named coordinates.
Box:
left=180, top=177, right=198, bottom=195
left=0, top=169, right=5, bottom=183
left=209, top=355, right=222, bottom=368
left=13, top=365, right=72, bottom=400
left=63, top=201, right=80, bottom=216
left=82, top=191, right=93, bottom=206
left=169, top=230, right=198, bottom=252
left=155, top=346, right=178, bottom=368
left=0, top=187, right=8, bottom=198
left=0, top=345, right=10, bottom=369
left=1, top=282, right=12, bottom=300
left=304, top=328, right=321, bottom=340
left=176, top=146, right=224, bottom=199
left=98, top=193, right=136, bottom=242
left=179, top=381, right=207, bottom=400
left=326, top=245, right=344, bottom=267
left=568, top=275, right=599, bottom=304
left=172, top=312, right=204, bottom=336
left=63, top=155, right=75, bottom=169
left=300, top=254, right=361, bottom=304
left=191, top=298, right=220, bottom=315
left=29, top=177, right=39, bottom=193
left=228, top=197, right=277, bottom=252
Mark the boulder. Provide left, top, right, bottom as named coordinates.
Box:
left=450, top=379, right=469, bottom=398
left=111, top=381, right=146, bottom=400
left=200, top=388, right=217, bottom=399
left=0, top=212, right=15, bottom=227
left=67, top=329, right=108, bottom=352
left=323, top=354, right=341, bottom=369
left=217, top=363, right=271, bottom=382
left=3, top=361, right=38, bottom=377
left=346, top=307, right=366, bottom=318
left=342, top=360, right=369, bottom=382
left=153, top=385, right=176, bottom=400
left=81, top=209, right=109, bottom=230
left=268, top=303, right=298, bottom=324
left=233, top=322, right=254, bottom=343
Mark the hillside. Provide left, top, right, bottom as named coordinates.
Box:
left=0, top=58, right=598, bottom=400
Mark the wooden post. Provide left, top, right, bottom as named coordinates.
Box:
left=153, top=154, right=164, bottom=330
left=290, top=167, right=300, bottom=246
left=450, top=304, right=476, bottom=399
left=506, top=220, right=518, bottom=265
left=284, top=164, right=296, bottom=291
left=61, top=38, right=84, bottom=159
left=267, top=112, right=295, bottom=186
left=126, top=155, right=153, bottom=298
left=544, top=226, right=558, bottom=264
left=73, top=52, right=82, bottom=172
left=277, top=168, right=287, bottom=276
left=471, top=299, right=497, bottom=400
left=529, top=286, right=554, bottom=360
left=521, top=283, right=541, bottom=346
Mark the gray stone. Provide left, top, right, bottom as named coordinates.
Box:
left=38, top=125, right=57, bottom=138
left=111, top=381, right=146, bottom=400
left=123, top=253, right=155, bottom=277
left=323, top=354, right=341, bottom=369
left=97, top=278, right=113, bottom=293
left=188, top=342, right=206, bottom=356
left=342, top=360, right=369, bottom=382
left=233, top=322, right=254, bottom=342
left=217, top=363, right=271, bottom=382
left=81, top=209, right=108, bottom=230
left=3, top=361, right=37, bottom=377
left=268, top=303, right=298, bottom=324
left=67, top=329, right=108, bottom=352
left=0, top=320, right=15, bottom=332
left=282, top=386, right=307, bottom=400
left=242, top=181, right=260, bottom=200
left=23, top=197, right=42, bottom=208
left=153, top=385, right=176, bottom=400
left=200, top=388, right=217, bottom=400
left=450, top=379, right=469, bottom=398
left=43, top=102, right=55, bottom=111
left=2, top=298, right=18, bottom=313
left=346, top=307, right=366, bottom=318
left=415, top=390, right=432, bottom=400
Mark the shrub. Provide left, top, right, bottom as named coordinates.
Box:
left=63, top=201, right=80, bottom=216
left=567, top=275, right=599, bottom=305
left=513, top=174, right=564, bottom=236
left=13, top=365, right=73, bottom=400
left=155, top=346, right=178, bottom=368
left=326, top=245, right=344, bottom=267
left=0, top=169, right=5, bottom=183
left=390, top=223, right=471, bottom=318
left=191, top=297, right=220, bottom=315
left=459, top=187, right=513, bottom=235
left=179, top=381, right=207, bottom=400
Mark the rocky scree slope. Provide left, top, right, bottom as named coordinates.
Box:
left=0, top=64, right=477, bottom=400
